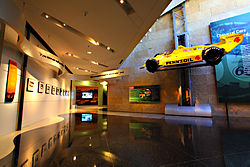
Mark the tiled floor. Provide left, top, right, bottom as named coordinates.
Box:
left=1, top=110, right=250, bottom=167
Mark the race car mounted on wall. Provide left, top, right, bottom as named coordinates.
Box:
left=140, top=33, right=244, bottom=73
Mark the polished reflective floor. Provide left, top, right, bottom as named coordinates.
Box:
left=1, top=112, right=250, bottom=167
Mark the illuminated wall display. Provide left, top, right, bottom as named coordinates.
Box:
left=25, top=78, right=69, bottom=96
left=5, top=60, right=17, bottom=103
left=38, top=82, right=44, bottom=93
left=210, top=12, right=250, bottom=102
left=129, top=85, right=160, bottom=103
left=27, top=78, right=36, bottom=92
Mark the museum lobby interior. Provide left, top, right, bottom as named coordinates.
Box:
left=0, top=0, right=250, bottom=166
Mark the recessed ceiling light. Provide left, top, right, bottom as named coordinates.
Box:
left=85, top=70, right=89, bottom=72
left=55, top=23, right=63, bottom=28
left=89, top=39, right=100, bottom=46
left=66, top=52, right=72, bottom=56
left=107, top=47, right=110, bottom=50
left=87, top=51, right=92, bottom=54
left=41, top=12, right=115, bottom=53
left=120, top=0, right=124, bottom=4
left=91, top=61, right=99, bottom=65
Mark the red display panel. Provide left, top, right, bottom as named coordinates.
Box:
left=76, top=86, right=98, bottom=105
left=5, top=60, right=17, bottom=103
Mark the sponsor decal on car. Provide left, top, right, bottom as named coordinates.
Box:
left=166, top=58, right=194, bottom=65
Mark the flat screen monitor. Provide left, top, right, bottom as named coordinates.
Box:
left=82, top=92, right=93, bottom=99
left=81, top=113, right=93, bottom=122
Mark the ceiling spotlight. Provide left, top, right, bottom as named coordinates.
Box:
left=87, top=51, right=92, bottom=54
left=45, top=14, right=49, bottom=19
left=55, top=23, right=63, bottom=28
left=91, top=61, right=99, bottom=65
left=120, top=0, right=124, bottom=4
left=85, top=70, right=89, bottom=72
left=89, top=39, right=99, bottom=46
left=63, top=23, right=66, bottom=26
left=107, top=47, right=110, bottom=50
left=66, top=52, right=72, bottom=56
left=76, top=67, right=79, bottom=70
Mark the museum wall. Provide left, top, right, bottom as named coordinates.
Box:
left=107, top=13, right=179, bottom=114
left=107, top=0, right=250, bottom=116
left=185, top=0, right=250, bottom=116
left=22, top=58, right=71, bottom=127
left=73, top=80, right=104, bottom=107
left=0, top=24, right=71, bottom=135
left=0, top=25, right=23, bottom=136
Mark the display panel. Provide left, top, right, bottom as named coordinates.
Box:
left=210, top=12, right=250, bottom=102
left=5, top=60, right=17, bottom=102
left=81, top=114, right=93, bottom=122
left=45, top=84, right=50, bottom=94
left=129, top=85, right=160, bottom=103
left=38, top=81, right=44, bottom=93
left=76, top=86, right=98, bottom=105
left=82, top=92, right=93, bottom=99
left=27, top=78, right=35, bottom=92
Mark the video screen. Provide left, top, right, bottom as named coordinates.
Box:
left=81, top=114, right=93, bottom=122
left=82, top=92, right=93, bottom=99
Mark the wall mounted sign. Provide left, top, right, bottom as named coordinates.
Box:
left=129, top=85, right=160, bottom=103
left=18, top=39, right=65, bottom=75
left=210, top=12, right=250, bottom=102
left=38, top=81, right=44, bottom=93
left=27, top=78, right=35, bottom=92
left=90, top=68, right=129, bottom=79
left=5, top=60, right=17, bottom=103
left=45, top=84, right=50, bottom=94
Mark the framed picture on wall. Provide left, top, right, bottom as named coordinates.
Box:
left=5, top=60, right=17, bottom=103
left=129, top=85, right=160, bottom=103
left=56, top=87, right=60, bottom=95
left=32, top=149, right=39, bottom=167
left=51, top=86, right=56, bottom=95
left=38, top=82, right=44, bottom=93
left=27, top=78, right=36, bottom=92
left=60, top=88, right=63, bottom=96
left=45, top=84, right=51, bottom=94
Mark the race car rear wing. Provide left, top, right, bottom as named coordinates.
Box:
left=219, top=33, right=244, bottom=53
left=219, top=33, right=243, bottom=43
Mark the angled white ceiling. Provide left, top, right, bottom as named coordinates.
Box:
left=13, top=0, right=171, bottom=75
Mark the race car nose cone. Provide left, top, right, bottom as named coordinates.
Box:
left=146, top=58, right=158, bottom=73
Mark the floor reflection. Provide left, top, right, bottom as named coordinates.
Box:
left=1, top=114, right=250, bottom=167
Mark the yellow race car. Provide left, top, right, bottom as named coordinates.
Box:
left=141, top=33, right=244, bottom=73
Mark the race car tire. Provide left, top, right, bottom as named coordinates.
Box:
left=202, top=46, right=224, bottom=65
left=146, top=59, right=158, bottom=73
